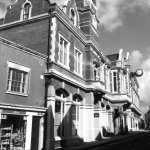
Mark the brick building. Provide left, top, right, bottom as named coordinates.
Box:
left=0, top=0, right=142, bottom=150
left=0, top=37, right=46, bottom=150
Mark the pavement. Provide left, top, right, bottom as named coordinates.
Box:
left=59, top=130, right=147, bottom=150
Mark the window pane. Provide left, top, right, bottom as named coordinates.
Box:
left=55, top=101, right=61, bottom=113
left=7, top=68, right=28, bottom=94
left=113, top=72, right=117, bottom=92
left=59, top=38, right=63, bottom=63
left=75, top=50, right=82, bottom=74
left=59, top=36, right=69, bottom=66
left=64, top=41, right=68, bottom=66
left=78, top=53, right=81, bottom=74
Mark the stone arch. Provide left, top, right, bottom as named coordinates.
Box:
left=73, top=94, right=83, bottom=102
left=55, top=88, right=69, bottom=98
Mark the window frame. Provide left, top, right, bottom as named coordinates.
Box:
left=74, top=48, right=83, bottom=76
left=105, top=67, right=110, bottom=92
left=58, top=34, right=70, bottom=69
left=6, top=61, right=30, bottom=96
left=100, top=63, right=105, bottom=82
left=112, top=70, right=118, bottom=93
left=21, top=2, right=32, bottom=21
left=55, top=94, right=66, bottom=138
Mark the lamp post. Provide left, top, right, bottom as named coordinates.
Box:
left=130, top=69, right=143, bottom=78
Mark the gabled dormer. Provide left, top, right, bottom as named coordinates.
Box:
left=4, top=0, right=50, bottom=24
left=75, top=0, right=100, bottom=44
left=65, top=0, right=80, bottom=27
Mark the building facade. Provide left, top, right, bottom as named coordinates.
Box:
left=0, top=0, right=142, bottom=150
left=106, top=49, right=141, bottom=134
left=0, top=37, right=46, bottom=150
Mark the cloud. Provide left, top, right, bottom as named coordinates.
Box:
left=130, top=50, right=150, bottom=113
left=0, top=0, right=16, bottom=19
left=130, top=50, right=143, bottom=70
left=97, top=0, right=150, bottom=32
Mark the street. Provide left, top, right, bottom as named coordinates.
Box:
left=89, top=132, right=150, bottom=150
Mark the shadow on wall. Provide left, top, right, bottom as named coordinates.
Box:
left=55, top=88, right=83, bottom=148
left=95, top=126, right=114, bottom=140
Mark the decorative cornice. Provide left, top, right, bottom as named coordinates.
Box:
left=0, top=37, right=47, bottom=59
left=0, top=102, right=46, bottom=113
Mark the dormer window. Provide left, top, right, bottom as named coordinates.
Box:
left=23, top=3, right=31, bottom=20
left=70, top=8, right=77, bottom=26
left=21, top=2, right=32, bottom=21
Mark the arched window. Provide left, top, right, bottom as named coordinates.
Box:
left=54, top=89, right=69, bottom=137
left=22, top=3, right=31, bottom=20
left=70, top=8, right=77, bottom=26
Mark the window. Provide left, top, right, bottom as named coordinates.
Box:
left=22, top=3, right=32, bottom=20
left=58, top=35, right=70, bottom=68
left=112, top=71, right=118, bottom=93
left=55, top=100, right=65, bottom=137
left=121, top=73, right=126, bottom=93
left=74, top=49, right=82, bottom=75
left=54, top=89, right=68, bottom=138
left=100, top=63, right=105, bottom=82
left=6, top=62, right=30, bottom=95
left=70, top=9, right=76, bottom=25
left=105, top=67, right=110, bottom=92
left=93, top=62, right=100, bottom=80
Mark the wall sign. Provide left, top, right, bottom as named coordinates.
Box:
left=94, top=113, right=99, bottom=117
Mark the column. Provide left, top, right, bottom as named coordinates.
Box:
left=38, top=117, right=44, bottom=150
left=64, top=94, right=72, bottom=138
left=45, top=85, right=55, bottom=150
left=25, top=114, right=33, bottom=150
left=108, top=108, right=114, bottom=133
left=83, top=92, right=94, bottom=142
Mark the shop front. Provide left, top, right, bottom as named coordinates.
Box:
left=0, top=105, right=46, bottom=150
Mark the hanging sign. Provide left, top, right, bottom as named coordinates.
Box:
left=94, top=113, right=99, bottom=117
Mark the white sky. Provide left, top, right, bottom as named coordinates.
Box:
left=0, top=0, right=150, bottom=114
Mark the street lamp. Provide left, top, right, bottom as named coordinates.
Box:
left=130, top=69, right=143, bottom=78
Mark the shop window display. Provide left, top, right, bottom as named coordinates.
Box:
left=0, top=115, right=26, bottom=150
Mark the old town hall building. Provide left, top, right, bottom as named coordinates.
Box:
left=0, top=0, right=142, bottom=150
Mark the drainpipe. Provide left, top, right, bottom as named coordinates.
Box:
left=43, top=1, right=52, bottom=150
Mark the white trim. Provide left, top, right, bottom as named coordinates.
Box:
left=50, top=17, right=57, bottom=62
left=0, top=103, right=46, bottom=113
left=58, top=34, right=70, bottom=69
left=7, top=61, right=30, bottom=72
left=70, top=8, right=77, bottom=26
left=74, top=48, right=83, bottom=77
left=111, top=70, right=118, bottom=93
left=6, top=61, right=30, bottom=96
left=0, top=13, right=49, bottom=28
left=20, top=0, right=32, bottom=21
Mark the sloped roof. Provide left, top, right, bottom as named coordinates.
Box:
left=106, top=53, right=119, bottom=61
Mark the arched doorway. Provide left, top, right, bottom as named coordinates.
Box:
left=72, top=94, right=83, bottom=137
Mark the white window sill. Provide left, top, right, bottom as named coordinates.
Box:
left=58, top=61, right=70, bottom=70
left=74, top=71, right=83, bottom=78
left=6, top=91, right=28, bottom=97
